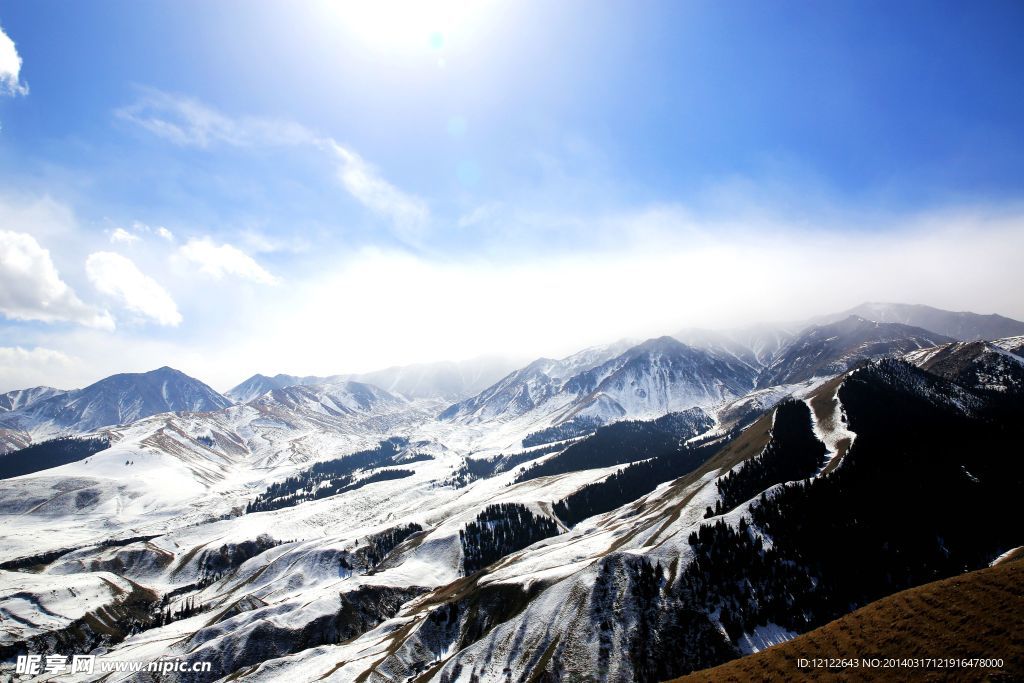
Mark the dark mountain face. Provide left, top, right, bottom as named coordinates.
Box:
left=821, top=302, right=1024, bottom=341
left=1, top=366, right=231, bottom=434
left=756, top=315, right=954, bottom=388
left=704, top=359, right=1024, bottom=643
left=384, top=357, right=1024, bottom=682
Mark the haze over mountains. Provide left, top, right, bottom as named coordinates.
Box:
left=226, top=355, right=522, bottom=404
left=0, top=302, right=1022, bottom=681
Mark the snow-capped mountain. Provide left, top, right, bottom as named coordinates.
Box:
left=814, top=302, right=1024, bottom=341
left=0, top=367, right=232, bottom=446
left=440, top=337, right=755, bottom=427
left=756, top=315, right=955, bottom=388
left=249, top=380, right=407, bottom=418
left=226, top=373, right=338, bottom=403
left=561, top=336, right=757, bottom=419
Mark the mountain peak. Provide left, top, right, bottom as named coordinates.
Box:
left=757, top=315, right=955, bottom=388
left=0, top=366, right=232, bottom=439
left=632, top=335, right=690, bottom=354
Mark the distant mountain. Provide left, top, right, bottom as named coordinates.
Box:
left=756, top=315, right=954, bottom=388
left=347, top=356, right=524, bottom=401
left=250, top=380, right=406, bottom=416
left=0, top=366, right=231, bottom=439
left=227, top=357, right=523, bottom=404
left=0, top=386, right=65, bottom=412
left=226, top=373, right=337, bottom=403
left=815, top=302, right=1024, bottom=341
left=441, top=337, right=756, bottom=426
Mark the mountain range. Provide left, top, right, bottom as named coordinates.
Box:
left=0, top=302, right=1021, bottom=681
left=812, top=301, right=1024, bottom=340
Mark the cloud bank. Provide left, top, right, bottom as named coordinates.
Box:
left=0, top=230, right=113, bottom=329
left=0, top=347, right=73, bottom=391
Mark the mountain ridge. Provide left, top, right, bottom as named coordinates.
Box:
left=0, top=366, right=231, bottom=449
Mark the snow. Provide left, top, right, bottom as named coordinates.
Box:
left=990, top=546, right=1023, bottom=566
left=737, top=623, right=799, bottom=654
left=992, top=335, right=1024, bottom=354
left=804, top=381, right=857, bottom=474
left=0, top=570, right=134, bottom=645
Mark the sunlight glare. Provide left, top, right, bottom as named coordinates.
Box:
left=327, top=0, right=490, bottom=54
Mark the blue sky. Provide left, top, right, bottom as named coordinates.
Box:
left=1, top=1, right=1023, bottom=391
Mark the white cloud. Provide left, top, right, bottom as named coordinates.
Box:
left=199, top=208, right=1024, bottom=380
left=0, top=231, right=113, bottom=329
left=0, top=347, right=74, bottom=392
left=0, top=24, right=28, bottom=97
left=86, top=251, right=182, bottom=326
left=239, top=229, right=308, bottom=254
left=116, top=89, right=316, bottom=148
left=178, top=237, right=280, bottom=285
left=327, top=142, right=429, bottom=238
left=118, top=90, right=428, bottom=236
left=127, top=221, right=174, bottom=241
left=110, top=227, right=140, bottom=244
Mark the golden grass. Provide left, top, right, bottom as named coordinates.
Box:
left=672, top=558, right=1024, bottom=682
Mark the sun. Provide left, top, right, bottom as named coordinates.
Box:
left=326, top=0, right=490, bottom=54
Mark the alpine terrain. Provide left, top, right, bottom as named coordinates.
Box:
left=0, top=303, right=1022, bottom=682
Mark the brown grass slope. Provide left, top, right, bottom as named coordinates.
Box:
left=673, top=557, right=1024, bottom=682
